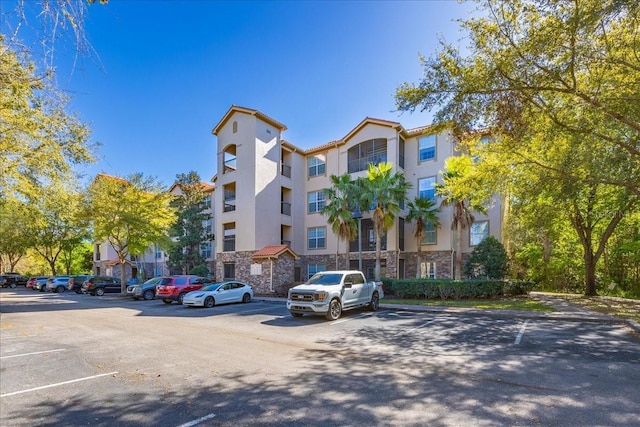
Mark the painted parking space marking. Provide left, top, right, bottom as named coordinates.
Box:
left=1, top=348, right=66, bottom=359
left=515, top=319, right=529, bottom=344
left=177, top=412, right=216, bottom=427
left=403, top=317, right=443, bottom=334
left=0, top=371, right=118, bottom=397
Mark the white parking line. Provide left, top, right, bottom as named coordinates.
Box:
left=0, top=371, right=118, bottom=397
left=1, top=348, right=66, bottom=359
left=177, top=412, right=216, bottom=427
left=515, top=320, right=529, bottom=344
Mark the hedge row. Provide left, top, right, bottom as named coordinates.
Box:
left=381, top=278, right=535, bottom=300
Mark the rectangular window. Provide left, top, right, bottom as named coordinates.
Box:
left=223, top=223, right=236, bottom=252
left=421, top=222, right=437, bottom=245
left=399, top=136, right=405, bottom=169
left=418, top=176, right=437, bottom=201
left=223, top=263, right=235, bottom=280
left=470, top=221, right=489, bottom=246
left=308, top=264, right=326, bottom=280
left=200, top=242, right=211, bottom=259
left=419, top=135, right=436, bottom=162
left=155, top=248, right=162, bottom=259
left=308, top=191, right=326, bottom=213
left=308, top=155, right=326, bottom=177
left=399, top=217, right=405, bottom=251
left=202, top=196, right=212, bottom=209
left=307, top=227, right=326, bottom=249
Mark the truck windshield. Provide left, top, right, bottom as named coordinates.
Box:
left=308, top=273, right=344, bottom=285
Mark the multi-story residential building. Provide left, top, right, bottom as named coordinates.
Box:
left=212, top=105, right=503, bottom=295
left=92, top=178, right=216, bottom=280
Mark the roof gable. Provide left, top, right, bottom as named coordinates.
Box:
left=252, top=245, right=298, bottom=259
left=212, top=105, right=287, bottom=135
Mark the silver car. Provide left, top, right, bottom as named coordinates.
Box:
left=46, top=276, right=71, bottom=293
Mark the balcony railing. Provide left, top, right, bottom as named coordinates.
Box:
left=281, top=163, right=291, bottom=178
left=281, top=201, right=291, bottom=216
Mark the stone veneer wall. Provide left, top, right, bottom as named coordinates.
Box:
left=215, top=250, right=471, bottom=296
left=403, top=251, right=453, bottom=279
left=216, top=251, right=296, bottom=295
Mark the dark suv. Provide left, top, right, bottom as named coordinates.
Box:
left=81, top=276, right=122, bottom=296
left=0, top=273, right=28, bottom=288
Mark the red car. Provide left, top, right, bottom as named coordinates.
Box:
left=156, top=275, right=212, bottom=305
left=26, top=276, right=49, bottom=289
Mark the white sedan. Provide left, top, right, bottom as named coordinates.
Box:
left=182, top=281, right=253, bottom=308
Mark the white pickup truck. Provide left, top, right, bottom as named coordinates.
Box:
left=286, top=270, right=384, bottom=320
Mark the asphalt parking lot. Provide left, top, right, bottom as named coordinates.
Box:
left=1, top=287, right=640, bottom=426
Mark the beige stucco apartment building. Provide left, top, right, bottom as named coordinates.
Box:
left=211, top=106, right=503, bottom=295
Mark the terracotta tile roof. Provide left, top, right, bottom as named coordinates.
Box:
left=252, top=245, right=298, bottom=259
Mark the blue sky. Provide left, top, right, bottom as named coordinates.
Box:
left=11, top=1, right=473, bottom=187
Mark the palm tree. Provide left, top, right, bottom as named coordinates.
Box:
left=359, top=162, right=411, bottom=281
left=322, top=173, right=358, bottom=269
left=436, top=156, right=486, bottom=280
left=406, top=197, right=440, bottom=278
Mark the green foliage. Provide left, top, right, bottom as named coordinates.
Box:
left=0, top=38, right=97, bottom=201
left=359, top=162, right=411, bottom=280
left=190, top=264, right=210, bottom=278
left=406, top=197, right=440, bottom=277
left=167, top=172, right=211, bottom=275
left=322, top=173, right=358, bottom=269
left=395, top=0, right=640, bottom=295
left=464, top=236, right=508, bottom=279
left=386, top=278, right=534, bottom=300
left=436, top=156, right=489, bottom=280
left=88, top=173, right=176, bottom=290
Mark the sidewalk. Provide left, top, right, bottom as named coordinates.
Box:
left=256, top=293, right=640, bottom=333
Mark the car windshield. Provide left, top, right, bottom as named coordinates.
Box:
left=201, top=284, right=222, bottom=292
left=307, top=273, right=344, bottom=285
left=142, top=277, right=161, bottom=285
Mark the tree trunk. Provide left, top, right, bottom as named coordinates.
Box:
left=454, top=224, right=462, bottom=280
left=120, top=261, right=127, bottom=294
left=416, top=240, right=422, bottom=278
left=375, top=234, right=382, bottom=281
left=584, top=250, right=598, bottom=296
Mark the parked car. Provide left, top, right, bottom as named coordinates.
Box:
left=26, top=276, right=49, bottom=289
left=182, top=281, right=253, bottom=308
left=0, top=273, right=28, bottom=288
left=81, top=276, right=122, bottom=296
left=34, top=279, right=48, bottom=292
left=155, top=275, right=212, bottom=304
left=68, top=275, right=91, bottom=293
left=126, top=277, right=169, bottom=300
left=46, top=276, right=71, bottom=293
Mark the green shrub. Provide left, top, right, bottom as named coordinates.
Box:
left=387, top=278, right=534, bottom=300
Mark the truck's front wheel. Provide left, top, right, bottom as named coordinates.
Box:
left=325, top=298, right=342, bottom=321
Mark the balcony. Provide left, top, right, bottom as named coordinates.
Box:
left=281, top=201, right=291, bottom=216
left=281, top=163, right=291, bottom=178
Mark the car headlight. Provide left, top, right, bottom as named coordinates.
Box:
left=314, top=291, right=328, bottom=301
left=193, top=293, right=204, bottom=298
